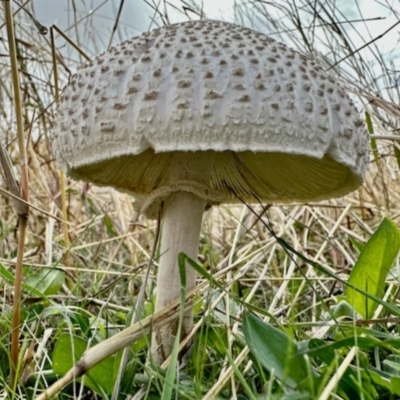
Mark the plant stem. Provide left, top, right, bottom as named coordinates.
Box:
left=10, top=216, right=27, bottom=386
left=4, top=0, right=30, bottom=387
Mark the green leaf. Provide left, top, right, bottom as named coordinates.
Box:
left=103, top=213, right=117, bottom=237
left=52, top=334, right=86, bottom=376
left=53, top=333, right=119, bottom=395
left=24, top=267, right=65, bottom=295
left=391, top=377, right=400, bottom=395
left=206, top=327, right=228, bottom=356
left=346, top=218, right=400, bottom=319
left=331, top=300, right=358, bottom=319
left=243, top=313, right=314, bottom=391
left=307, top=339, right=360, bottom=399
left=384, top=360, right=400, bottom=374
left=303, top=335, right=393, bottom=356
left=365, top=112, right=379, bottom=163
left=349, top=237, right=365, bottom=254
left=393, top=145, right=400, bottom=171
left=368, top=368, right=400, bottom=396
left=0, top=263, right=48, bottom=299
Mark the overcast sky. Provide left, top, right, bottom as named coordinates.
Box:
left=27, top=1, right=397, bottom=60
left=13, top=0, right=400, bottom=92
left=28, top=0, right=397, bottom=49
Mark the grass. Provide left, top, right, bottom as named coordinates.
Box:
left=1, top=0, right=400, bottom=399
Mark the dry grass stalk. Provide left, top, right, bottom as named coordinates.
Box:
left=2, top=0, right=30, bottom=389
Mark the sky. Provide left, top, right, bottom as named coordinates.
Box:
left=13, top=0, right=400, bottom=94
left=28, top=0, right=398, bottom=46
left=28, top=0, right=399, bottom=61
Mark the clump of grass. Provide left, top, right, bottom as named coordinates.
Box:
left=1, top=1, right=400, bottom=399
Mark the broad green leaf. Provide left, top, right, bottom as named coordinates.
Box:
left=52, top=334, right=87, bottom=376
left=53, top=333, right=119, bottom=395
left=0, top=263, right=48, bottom=299
left=243, top=312, right=314, bottom=390
left=346, top=218, right=400, bottom=319
left=24, top=267, right=64, bottom=295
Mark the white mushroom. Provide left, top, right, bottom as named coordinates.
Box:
left=53, top=20, right=369, bottom=363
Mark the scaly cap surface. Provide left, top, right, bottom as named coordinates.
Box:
left=53, top=20, right=369, bottom=216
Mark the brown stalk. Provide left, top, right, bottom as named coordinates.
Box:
left=3, top=0, right=30, bottom=388
left=51, top=24, right=91, bottom=61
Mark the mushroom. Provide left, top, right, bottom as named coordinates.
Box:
left=53, top=20, right=369, bottom=363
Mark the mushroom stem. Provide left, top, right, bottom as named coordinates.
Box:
left=151, top=151, right=214, bottom=363
left=153, top=192, right=205, bottom=360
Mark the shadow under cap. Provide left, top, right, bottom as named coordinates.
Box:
left=69, top=149, right=361, bottom=218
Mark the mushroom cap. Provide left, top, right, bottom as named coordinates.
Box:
left=53, top=20, right=369, bottom=217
